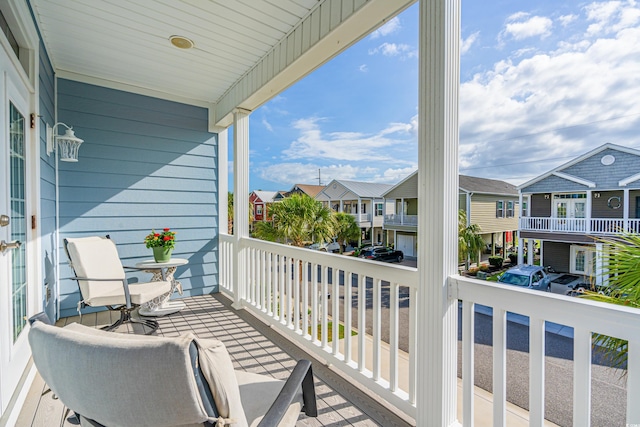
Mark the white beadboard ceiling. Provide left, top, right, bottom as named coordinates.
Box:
left=30, top=0, right=321, bottom=104
left=30, top=0, right=413, bottom=125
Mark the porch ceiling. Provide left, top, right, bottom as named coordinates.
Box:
left=29, top=0, right=413, bottom=127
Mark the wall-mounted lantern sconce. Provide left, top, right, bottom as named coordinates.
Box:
left=46, top=122, right=84, bottom=162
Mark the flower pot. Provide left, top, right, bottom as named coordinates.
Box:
left=152, top=247, right=173, bottom=263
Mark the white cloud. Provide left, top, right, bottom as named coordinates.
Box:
left=500, top=14, right=553, bottom=42
left=359, top=64, right=368, bottom=72
left=585, top=0, right=640, bottom=35
left=368, top=42, right=417, bottom=59
left=262, top=117, right=273, bottom=132
left=282, top=117, right=416, bottom=162
left=370, top=17, right=401, bottom=39
left=461, top=32, right=480, bottom=55
left=558, top=14, right=578, bottom=27
left=257, top=163, right=377, bottom=186
left=372, top=167, right=418, bottom=183
left=459, top=6, right=640, bottom=184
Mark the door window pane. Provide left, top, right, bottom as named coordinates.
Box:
left=10, top=102, right=27, bottom=341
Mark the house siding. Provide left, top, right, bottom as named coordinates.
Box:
left=543, top=241, right=570, bottom=272
left=592, top=190, right=624, bottom=219
left=562, top=148, right=640, bottom=190
left=522, top=175, right=590, bottom=194
left=531, top=194, right=551, bottom=217
left=468, top=194, right=519, bottom=234
left=38, top=39, right=57, bottom=321
left=56, top=79, right=218, bottom=317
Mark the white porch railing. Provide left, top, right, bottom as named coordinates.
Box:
left=219, top=235, right=640, bottom=425
left=349, top=212, right=372, bottom=223
left=520, top=216, right=640, bottom=234
left=384, top=214, right=419, bottom=226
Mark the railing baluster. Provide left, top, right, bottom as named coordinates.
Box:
left=345, top=271, right=353, bottom=363
left=493, top=308, right=506, bottom=427
left=272, top=253, right=278, bottom=317
left=373, top=277, right=381, bottom=381
left=529, top=317, right=545, bottom=427
left=573, top=328, right=592, bottom=427
left=358, top=274, right=366, bottom=373
left=389, top=283, right=399, bottom=392
left=409, top=286, right=417, bottom=404
left=286, top=256, right=292, bottom=328
left=332, top=266, right=340, bottom=355
left=294, top=258, right=300, bottom=333
left=266, top=252, right=272, bottom=315
left=321, top=265, right=328, bottom=348
left=462, top=300, right=474, bottom=427
left=311, top=263, right=318, bottom=342
left=628, top=339, right=640, bottom=424
left=302, top=261, right=309, bottom=338
left=279, top=255, right=286, bottom=322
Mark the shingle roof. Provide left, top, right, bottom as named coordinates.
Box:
left=459, top=174, right=517, bottom=196
left=252, top=190, right=278, bottom=203
left=337, top=180, right=394, bottom=198
left=290, top=184, right=325, bottom=198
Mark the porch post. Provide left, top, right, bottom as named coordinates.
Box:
left=232, top=108, right=251, bottom=309
left=417, top=0, right=460, bottom=426
left=595, top=242, right=603, bottom=287
left=623, top=188, right=629, bottom=231
left=528, top=239, right=535, bottom=265
left=218, top=129, right=229, bottom=235
left=586, top=190, right=592, bottom=234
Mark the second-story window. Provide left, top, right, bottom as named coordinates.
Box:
left=522, top=201, right=528, bottom=217
left=256, top=205, right=263, bottom=215
left=506, top=201, right=514, bottom=217
left=361, top=203, right=366, bottom=214
left=375, top=203, right=383, bottom=216
left=496, top=200, right=504, bottom=218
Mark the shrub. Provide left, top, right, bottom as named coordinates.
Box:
left=467, top=267, right=479, bottom=276
left=488, top=256, right=504, bottom=268
left=479, top=264, right=490, bottom=272
left=508, top=253, right=517, bottom=264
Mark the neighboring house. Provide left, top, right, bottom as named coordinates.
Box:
left=316, top=180, right=394, bottom=246
left=518, top=143, right=640, bottom=285
left=383, top=172, right=519, bottom=259
left=249, top=190, right=278, bottom=223
left=274, top=183, right=326, bottom=201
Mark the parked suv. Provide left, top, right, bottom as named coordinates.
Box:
left=307, top=238, right=340, bottom=253
left=358, top=246, right=404, bottom=263
left=498, top=265, right=551, bottom=291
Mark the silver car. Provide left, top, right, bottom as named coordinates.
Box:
left=498, top=265, right=551, bottom=291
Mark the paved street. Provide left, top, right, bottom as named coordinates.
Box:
left=316, top=262, right=627, bottom=427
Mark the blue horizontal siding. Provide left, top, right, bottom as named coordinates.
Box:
left=57, top=79, right=219, bottom=318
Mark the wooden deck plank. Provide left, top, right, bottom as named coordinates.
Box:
left=18, top=294, right=394, bottom=426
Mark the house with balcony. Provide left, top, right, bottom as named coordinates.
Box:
left=383, top=171, right=519, bottom=259
left=315, top=179, right=394, bottom=246
left=249, top=190, right=278, bottom=224
left=518, top=143, right=640, bottom=285
left=2, top=1, right=640, bottom=427
left=273, top=183, right=325, bottom=201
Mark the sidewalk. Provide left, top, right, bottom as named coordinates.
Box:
left=338, top=334, right=559, bottom=426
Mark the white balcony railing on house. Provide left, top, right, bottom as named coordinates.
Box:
left=520, top=216, right=640, bottom=235
left=348, top=212, right=371, bottom=223
left=219, top=234, right=640, bottom=425
left=384, top=214, right=419, bottom=227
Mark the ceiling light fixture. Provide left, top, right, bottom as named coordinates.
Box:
left=169, top=35, right=194, bottom=49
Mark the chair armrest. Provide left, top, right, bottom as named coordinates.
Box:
left=68, top=277, right=133, bottom=309
left=28, top=312, right=53, bottom=326
left=257, top=360, right=317, bottom=427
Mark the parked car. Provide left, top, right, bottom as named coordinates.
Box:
left=307, top=239, right=340, bottom=253
left=547, top=273, right=607, bottom=296
left=359, top=246, right=404, bottom=263
left=497, top=265, right=551, bottom=291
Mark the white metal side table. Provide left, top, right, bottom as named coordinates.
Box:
left=136, top=258, right=188, bottom=317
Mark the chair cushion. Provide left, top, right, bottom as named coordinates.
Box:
left=235, top=371, right=303, bottom=427
left=194, top=337, right=249, bottom=427
left=29, top=321, right=211, bottom=427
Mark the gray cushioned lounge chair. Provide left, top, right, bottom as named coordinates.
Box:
left=28, top=313, right=317, bottom=427
left=64, top=235, right=173, bottom=334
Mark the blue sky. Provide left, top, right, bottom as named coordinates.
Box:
left=238, top=0, right=640, bottom=192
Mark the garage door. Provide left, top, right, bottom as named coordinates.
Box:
left=397, top=234, right=415, bottom=258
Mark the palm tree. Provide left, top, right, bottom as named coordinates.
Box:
left=333, top=212, right=360, bottom=253
left=227, top=191, right=253, bottom=235
left=580, top=233, right=640, bottom=371
left=253, top=193, right=334, bottom=247
left=458, top=210, right=484, bottom=269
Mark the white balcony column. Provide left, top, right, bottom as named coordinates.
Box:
left=624, top=188, right=630, bottom=231
left=217, top=128, right=229, bottom=235
left=595, top=242, right=603, bottom=287
left=517, top=232, right=524, bottom=265
left=416, top=0, right=461, bottom=425
left=466, top=192, right=471, bottom=226
left=232, top=108, right=251, bottom=309
left=586, top=190, right=592, bottom=234
left=528, top=239, right=535, bottom=265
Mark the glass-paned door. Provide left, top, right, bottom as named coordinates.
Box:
left=9, top=102, right=27, bottom=341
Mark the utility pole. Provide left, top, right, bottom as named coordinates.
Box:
left=317, top=169, right=322, bottom=186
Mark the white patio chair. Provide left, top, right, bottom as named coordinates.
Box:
left=28, top=313, right=317, bottom=427
left=64, top=235, right=172, bottom=334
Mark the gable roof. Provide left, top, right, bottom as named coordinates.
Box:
left=251, top=190, right=278, bottom=203
left=459, top=174, right=518, bottom=196
left=518, top=143, right=640, bottom=190
left=334, top=180, right=394, bottom=198
left=289, top=184, right=325, bottom=198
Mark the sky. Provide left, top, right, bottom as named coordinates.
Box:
left=237, top=0, right=640, bottom=192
